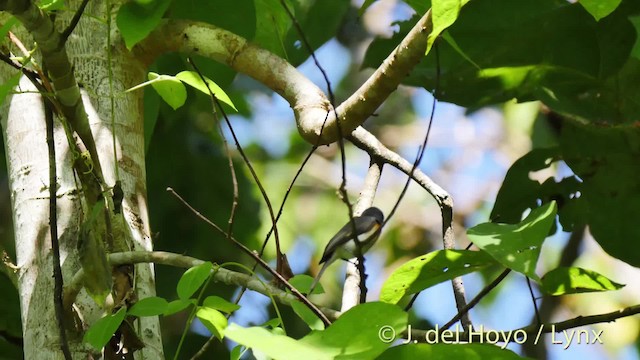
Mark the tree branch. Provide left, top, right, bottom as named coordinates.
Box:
left=341, top=158, right=384, bottom=311
left=348, top=127, right=471, bottom=326
left=136, top=9, right=432, bottom=146
left=408, top=303, right=640, bottom=343
left=63, top=251, right=340, bottom=321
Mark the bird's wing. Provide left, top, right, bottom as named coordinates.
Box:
left=319, top=215, right=380, bottom=263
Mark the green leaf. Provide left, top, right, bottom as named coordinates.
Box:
left=541, top=267, right=625, bottom=296
left=288, top=274, right=322, bottom=294
left=83, top=307, right=126, bottom=350
left=427, top=0, right=468, bottom=54
left=225, top=323, right=331, bottom=360
left=380, top=250, right=497, bottom=304
left=559, top=121, right=640, bottom=267
left=467, top=202, right=558, bottom=281
left=364, top=0, right=637, bottom=121
left=378, top=343, right=528, bottom=360
left=291, top=301, right=324, bottom=331
left=164, top=299, right=194, bottom=316
left=177, top=262, right=213, bottom=300
left=300, top=302, right=407, bottom=359
left=175, top=71, right=237, bottom=110
left=579, top=0, right=622, bottom=21
left=253, top=0, right=290, bottom=58
left=37, top=0, right=64, bottom=11
left=490, top=148, right=583, bottom=232
left=196, top=306, right=228, bottom=339
left=202, top=296, right=240, bottom=314
left=145, top=72, right=187, bottom=110
left=230, top=345, right=245, bottom=360
left=116, top=0, right=172, bottom=49
left=261, top=318, right=281, bottom=329
left=127, top=296, right=168, bottom=317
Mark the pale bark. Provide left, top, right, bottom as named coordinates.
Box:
left=0, top=1, right=162, bottom=358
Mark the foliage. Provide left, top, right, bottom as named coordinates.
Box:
left=1, top=0, right=639, bottom=359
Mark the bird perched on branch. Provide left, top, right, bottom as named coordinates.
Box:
left=309, top=207, right=384, bottom=294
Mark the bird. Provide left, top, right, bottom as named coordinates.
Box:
left=309, top=207, right=384, bottom=294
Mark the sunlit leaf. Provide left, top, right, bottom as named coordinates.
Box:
left=177, top=262, right=213, bottom=300
left=175, top=71, right=237, bottom=110
left=196, top=306, right=227, bottom=339
left=300, top=302, right=407, bottom=359
left=380, top=250, right=496, bottom=304
left=541, top=267, right=625, bottom=295
left=164, top=299, right=194, bottom=316
left=579, top=0, right=622, bottom=21
left=467, top=202, right=557, bottom=281
left=203, top=295, right=240, bottom=314
left=127, top=296, right=168, bottom=317
left=83, top=307, right=126, bottom=350
left=225, top=324, right=330, bottom=360
left=378, top=343, right=527, bottom=360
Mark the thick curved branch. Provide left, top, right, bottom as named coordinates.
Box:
left=63, top=251, right=340, bottom=321
left=135, top=10, right=432, bottom=146
left=335, top=11, right=432, bottom=128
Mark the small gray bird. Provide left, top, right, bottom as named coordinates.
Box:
left=309, top=207, right=384, bottom=293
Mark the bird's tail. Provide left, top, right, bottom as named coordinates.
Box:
left=308, top=262, right=330, bottom=295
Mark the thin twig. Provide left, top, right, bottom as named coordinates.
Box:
left=526, top=276, right=542, bottom=325
left=44, top=96, right=72, bottom=359
left=442, top=269, right=511, bottom=329
left=167, top=188, right=331, bottom=326
left=409, top=303, right=640, bottom=343
left=279, top=0, right=365, bottom=304
left=186, top=58, right=287, bottom=282
left=61, top=0, right=91, bottom=41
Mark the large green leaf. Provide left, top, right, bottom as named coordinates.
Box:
left=176, top=261, right=213, bottom=300
left=83, top=307, right=127, bottom=350
left=579, top=0, right=622, bottom=21
left=490, top=148, right=584, bottom=232
left=560, top=120, right=640, bottom=267
left=225, top=324, right=331, bottom=360
left=117, top=0, right=172, bottom=49
left=281, top=0, right=350, bottom=66
left=380, top=250, right=497, bottom=304
left=196, top=306, right=228, bottom=339
left=127, top=296, right=169, bottom=317
left=427, top=0, right=470, bottom=54
left=300, top=302, right=407, bottom=359
left=378, top=343, right=529, bottom=360
left=467, top=202, right=557, bottom=281
left=541, top=267, right=625, bottom=295
left=363, top=0, right=637, bottom=122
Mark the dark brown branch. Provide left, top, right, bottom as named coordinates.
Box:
left=60, top=0, right=91, bottom=41
left=44, top=91, right=72, bottom=359
left=409, top=303, right=640, bottom=343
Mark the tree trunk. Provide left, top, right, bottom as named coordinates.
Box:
left=0, top=1, right=163, bottom=358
